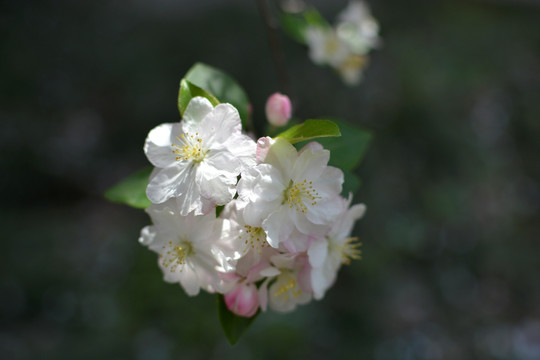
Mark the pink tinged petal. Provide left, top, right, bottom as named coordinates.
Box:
left=182, top=96, right=214, bottom=125
left=290, top=146, right=330, bottom=182
left=256, top=136, right=275, bottom=164
left=146, top=163, right=193, bottom=204
left=263, top=208, right=295, bottom=248
left=264, top=138, right=297, bottom=178
left=265, top=93, right=292, bottom=127
left=218, top=271, right=242, bottom=283
left=144, top=123, right=183, bottom=168
left=308, top=238, right=329, bottom=268
left=224, top=283, right=259, bottom=318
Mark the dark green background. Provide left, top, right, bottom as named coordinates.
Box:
left=1, top=0, right=539, bottom=359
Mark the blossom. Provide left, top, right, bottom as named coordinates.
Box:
left=305, top=27, right=350, bottom=68
left=237, top=138, right=343, bottom=250
left=265, top=92, right=292, bottom=127
left=308, top=196, right=366, bottom=300
left=139, top=200, right=236, bottom=296
left=337, top=54, right=368, bottom=86
left=265, top=253, right=312, bottom=313
left=144, top=97, right=256, bottom=215
left=336, top=1, right=380, bottom=54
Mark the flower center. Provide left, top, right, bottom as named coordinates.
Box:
left=284, top=179, right=321, bottom=214
left=239, top=225, right=269, bottom=255
left=340, top=54, right=366, bottom=72
left=161, top=240, right=194, bottom=272
left=273, top=275, right=302, bottom=301
left=172, top=132, right=206, bottom=162
left=325, top=36, right=340, bottom=55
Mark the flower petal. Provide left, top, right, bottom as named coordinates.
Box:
left=144, top=123, right=183, bottom=168
left=183, top=96, right=214, bottom=125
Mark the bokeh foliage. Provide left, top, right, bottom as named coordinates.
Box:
left=1, top=0, right=540, bottom=359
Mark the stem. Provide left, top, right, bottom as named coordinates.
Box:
left=256, top=0, right=292, bottom=97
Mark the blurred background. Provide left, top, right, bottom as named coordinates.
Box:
left=1, top=0, right=540, bottom=359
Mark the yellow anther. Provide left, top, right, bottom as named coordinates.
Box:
left=238, top=225, right=269, bottom=255
left=340, top=237, right=362, bottom=265
left=283, top=179, right=322, bottom=214
left=161, top=240, right=193, bottom=272
left=172, top=132, right=206, bottom=162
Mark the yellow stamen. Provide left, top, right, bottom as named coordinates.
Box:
left=340, top=237, right=362, bottom=265
left=171, top=132, right=206, bottom=162
left=161, top=240, right=193, bottom=272
left=283, top=179, right=322, bottom=214
left=238, top=225, right=269, bottom=255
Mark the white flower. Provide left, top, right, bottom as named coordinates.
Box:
left=265, top=254, right=312, bottom=313
left=336, top=1, right=380, bottom=54
left=308, top=195, right=366, bottom=300
left=144, top=97, right=257, bottom=215
left=139, top=200, right=236, bottom=296
left=305, top=26, right=350, bottom=68
left=337, top=54, right=368, bottom=86
left=237, top=138, right=343, bottom=249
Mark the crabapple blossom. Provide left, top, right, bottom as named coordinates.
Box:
left=144, top=96, right=256, bottom=215
left=237, top=137, right=343, bottom=249
left=139, top=200, right=237, bottom=296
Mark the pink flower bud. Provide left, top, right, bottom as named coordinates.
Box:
left=224, top=283, right=260, bottom=318
left=265, top=92, right=292, bottom=127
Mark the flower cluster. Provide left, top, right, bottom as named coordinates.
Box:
left=139, top=96, right=366, bottom=317
left=304, top=1, right=380, bottom=85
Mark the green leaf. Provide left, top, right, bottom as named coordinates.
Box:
left=217, top=294, right=258, bottom=346
left=316, top=119, right=372, bottom=171
left=184, top=63, right=251, bottom=131
left=303, top=7, right=332, bottom=29
left=276, top=119, right=341, bottom=144
left=104, top=167, right=152, bottom=209
left=279, top=7, right=331, bottom=45
left=280, top=12, right=309, bottom=44
left=178, top=79, right=220, bottom=117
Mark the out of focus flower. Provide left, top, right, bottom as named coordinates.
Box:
left=144, top=97, right=256, bottom=215
left=265, top=92, right=292, bottom=127
left=336, top=0, right=380, bottom=54
left=300, top=1, right=380, bottom=85
left=305, top=27, right=350, bottom=68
